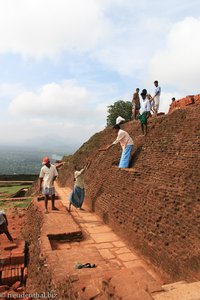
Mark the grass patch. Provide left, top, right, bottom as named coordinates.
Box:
left=14, top=198, right=32, bottom=208
left=0, top=184, right=30, bottom=197
left=0, top=198, right=32, bottom=210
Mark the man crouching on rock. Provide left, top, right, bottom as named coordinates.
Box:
left=38, top=156, right=58, bottom=214
left=0, top=210, right=14, bottom=242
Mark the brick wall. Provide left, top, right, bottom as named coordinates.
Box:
left=168, top=94, right=199, bottom=113
left=58, top=103, right=200, bottom=281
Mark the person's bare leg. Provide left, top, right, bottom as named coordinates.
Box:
left=52, top=194, right=58, bottom=210
left=45, top=195, right=49, bottom=213
left=132, top=108, right=136, bottom=120
left=69, top=202, right=72, bottom=212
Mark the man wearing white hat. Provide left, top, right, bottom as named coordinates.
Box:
left=116, top=116, right=125, bottom=125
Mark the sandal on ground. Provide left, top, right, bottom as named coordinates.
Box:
left=75, top=262, right=96, bottom=269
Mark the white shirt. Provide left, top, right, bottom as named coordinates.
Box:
left=0, top=210, right=5, bottom=225
left=116, top=116, right=125, bottom=125
left=140, top=98, right=150, bottom=114
left=39, top=164, right=58, bottom=188
left=112, top=129, right=133, bottom=150
left=74, top=169, right=85, bottom=188
left=155, top=85, right=161, bottom=97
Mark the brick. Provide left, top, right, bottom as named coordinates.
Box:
left=0, top=285, right=9, bottom=293
left=10, top=253, right=24, bottom=265
left=12, top=281, right=21, bottom=291
left=16, top=286, right=24, bottom=292
left=91, top=233, right=118, bottom=243
left=112, top=241, right=126, bottom=248
left=98, top=249, right=115, bottom=260
left=113, top=247, right=131, bottom=254
left=117, top=253, right=139, bottom=262
left=95, top=243, right=114, bottom=249
left=84, top=285, right=100, bottom=299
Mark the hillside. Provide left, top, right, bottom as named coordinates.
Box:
left=58, top=102, right=200, bottom=281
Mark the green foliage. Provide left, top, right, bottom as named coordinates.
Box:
left=106, top=100, right=132, bottom=126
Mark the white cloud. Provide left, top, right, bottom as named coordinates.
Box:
left=9, top=80, right=94, bottom=120
left=0, top=0, right=110, bottom=59
left=149, top=17, right=200, bottom=94
left=0, top=0, right=171, bottom=77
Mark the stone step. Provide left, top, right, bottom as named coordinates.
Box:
left=161, top=280, right=187, bottom=291
left=153, top=281, right=200, bottom=300
left=102, top=266, right=163, bottom=300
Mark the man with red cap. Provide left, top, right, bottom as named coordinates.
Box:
left=38, top=156, right=58, bottom=213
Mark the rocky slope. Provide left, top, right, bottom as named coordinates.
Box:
left=58, top=103, right=200, bottom=282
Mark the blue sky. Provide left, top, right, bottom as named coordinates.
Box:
left=0, top=0, right=200, bottom=150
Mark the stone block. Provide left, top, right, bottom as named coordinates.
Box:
left=84, top=285, right=100, bottom=299
left=12, top=281, right=21, bottom=291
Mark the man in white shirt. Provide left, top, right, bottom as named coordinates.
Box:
left=139, top=89, right=150, bottom=136
left=152, top=80, right=161, bottom=115
left=39, top=156, right=58, bottom=213
left=0, top=210, right=13, bottom=241
left=99, top=124, right=133, bottom=168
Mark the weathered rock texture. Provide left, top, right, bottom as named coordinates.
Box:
left=58, top=102, right=200, bottom=282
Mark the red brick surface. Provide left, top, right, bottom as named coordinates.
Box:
left=58, top=103, right=200, bottom=281
left=169, top=94, right=196, bottom=113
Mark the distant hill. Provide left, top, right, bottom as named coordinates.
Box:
left=0, top=147, right=67, bottom=175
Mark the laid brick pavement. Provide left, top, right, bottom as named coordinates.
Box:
left=46, top=182, right=164, bottom=299
left=36, top=182, right=200, bottom=299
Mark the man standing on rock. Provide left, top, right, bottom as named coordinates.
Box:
left=99, top=124, right=133, bottom=168
left=152, top=80, right=161, bottom=115
left=0, top=210, right=14, bottom=242
left=139, top=89, right=151, bottom=136
left=132, top=88, right=140, bottom=120
left=38, top=156, right=58, bottom=213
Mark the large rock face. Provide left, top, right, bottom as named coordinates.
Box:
left=58, top=103, right=200, bottom=281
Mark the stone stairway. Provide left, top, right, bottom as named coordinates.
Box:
left=36, top=182, right=199, bottom=300
left=153, top=281, right=200, bottom=300
left=54, top=183, right=164, bottom=299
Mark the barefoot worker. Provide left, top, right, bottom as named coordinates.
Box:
left=99, top=124, right=133, bottom=168
left=38, top=156, right=58, bottom=213
left=69, top=161, right=91, bottom=211
left=139, top=89, right=150, bottom=136
left=0, top=210, right=14, bottom=242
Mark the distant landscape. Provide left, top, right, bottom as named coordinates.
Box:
left=0, top=147, right=68, bottom=175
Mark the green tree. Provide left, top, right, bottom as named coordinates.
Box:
left=106, top=100, right=132, bottom=126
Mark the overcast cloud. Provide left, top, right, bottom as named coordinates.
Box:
left=0, top=0, right=199, bottom=150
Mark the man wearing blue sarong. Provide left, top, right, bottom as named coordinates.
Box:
left=69, top=161, right=90, bottom=211
left=99, top=124, right=133, bottom=168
